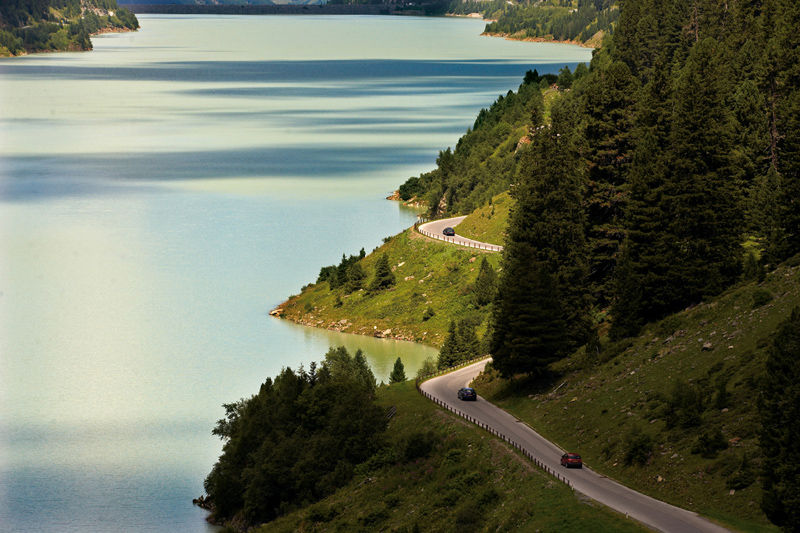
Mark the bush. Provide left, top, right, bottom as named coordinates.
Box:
left=404, top=430, right=438, bottom=461
left=726, top=455, right=755, bottom=490
left=691, top=429, right=728, bottom=458
left=752, top=288, right=773, bottom=308
left=624, top=427, right=653, bottom=466
left=415, top=356, right=437, bottom=380
left=664, top=380, right=704, bottom=428
left=422, top=306, right=435, bottom=321
left=455, top=503, right=484, bottom=527
left=306, top=503, right=338, bottom=523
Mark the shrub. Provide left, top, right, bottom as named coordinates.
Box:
left=422, top=306, right=435, bottom=321
left=404, top=430, right=438, bottom=461
left=455, top=504, right=484, bottom=527
left=726, top=455, right=755, bottom=490
left=623, top=427, right=653, bottom=466
left=415, top=356, right=437, bottom=380
left=306, top=503, right=338, bottom=523
left=664, top=380, right=704, bottom=429
left=691, top=429, right=728, bottom=458
left=752, top=288, right=773, bottom=308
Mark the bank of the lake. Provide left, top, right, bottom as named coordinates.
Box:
left=0, top=14, right=591, bottom=532
left=482, top=30, right=603, bottom=49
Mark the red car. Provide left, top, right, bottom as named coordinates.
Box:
left=560, top=453, right=582, bottom=468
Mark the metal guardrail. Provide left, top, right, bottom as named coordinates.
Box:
left=415, top=357, right=573, bottom=489
left=414, top=219, right=504, bottom=253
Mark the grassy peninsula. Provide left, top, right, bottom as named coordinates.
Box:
left=0, top=0, right=138, bottom=57
left=279, top=228, right=501, bottom=347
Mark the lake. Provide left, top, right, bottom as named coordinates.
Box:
left=0, top=15, right=591, bottom=531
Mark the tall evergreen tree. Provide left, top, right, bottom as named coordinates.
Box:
left=509, top=97, right=592, bottom=350
left=580, top=58, right=639, bottom=304
left=473, top=257, right=497, bottom=306
left=658, top=37, right=741, bottom=299
left=389, top=357, right=406, bottom=384
left=490, top=252, right=567, bottom=378
left=344, top=261, right=366, bottom=294
left=368, top=253, right=395, bottom=293
left=764, top=0, right=800, bottom=260
left=759, top=307, right=800, bottom=530
left=438, top=320, right=462, bottom=369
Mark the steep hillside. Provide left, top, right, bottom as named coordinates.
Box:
left=256, top=381, right=646, bottom=533
left=398, top=72, right=577, bottom=216
left=474, top=258, right=800, bottom=531
left=454, top=191, right=512, bottom=246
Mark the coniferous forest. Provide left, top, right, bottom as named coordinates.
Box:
left=402, top=0, right=800, bottom=353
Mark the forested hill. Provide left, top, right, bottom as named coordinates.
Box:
left=450, top=0, right=618, bottom=46
left=401, top=0, right=800, bottom=319
left=399, top=67, right=586, bottom=214
left=0, top=0, right=139, bottom=57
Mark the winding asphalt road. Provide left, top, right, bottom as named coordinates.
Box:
left=421, top=360, right=730, bottom=533
left=417, top=216, right=503, bottom=252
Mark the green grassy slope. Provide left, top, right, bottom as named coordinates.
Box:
left=454, top=191, right=512, bottom=246
left=279, top=229, right=501, bottom=347
left=474, top=258, right=800, bottom=531
left=257, top=381, right=646, bottom=533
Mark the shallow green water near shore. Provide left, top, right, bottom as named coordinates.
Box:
left=0, top=14, right=590, bottom=531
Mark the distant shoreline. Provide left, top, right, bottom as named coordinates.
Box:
left=123, top=4, right=411, bottom=15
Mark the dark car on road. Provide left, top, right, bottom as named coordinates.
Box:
left=457, top=387, right=477, bottom=401
left=561, top=453, right=582, bottom=468
left=443, top=227, right=456, bottom=236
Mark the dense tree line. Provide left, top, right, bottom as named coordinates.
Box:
left=0, top=0, right=138, bottom=56
left=317, top=248, right=366, bottom=291
left=487, top=1, right=800, bottom=524
left=204, top=347, right=386, bottom=527
left=399, top=70, right=562, bottom=214
left=483, top=0, right=619, bottom=43
left=406, top=0, right=800, bottom=375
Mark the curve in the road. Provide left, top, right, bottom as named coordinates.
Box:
left=420, top=360, right=730, bottom=533
left=417, top=216, right=503, bottom=252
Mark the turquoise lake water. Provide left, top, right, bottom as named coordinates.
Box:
left=0, top=15, right=591, bottom=531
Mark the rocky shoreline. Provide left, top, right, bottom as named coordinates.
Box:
left=270, top=306, right=426, bottom=344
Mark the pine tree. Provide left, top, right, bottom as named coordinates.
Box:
left=473, top=257, right=497, bottom=306
left=457, top=320, right=480, bottom=359
left=344, top=262, right=366, bottom=294
left=509, top=97, right=592, bottom=350
left=368, top=253, right=395, bottom=293
left=760, top=0, right=800, bottom=260
left=611, top=37, right=742, bottom=338
left=438, top=320, right=461, bottom=369
left=389, top=357, right=406, bottom=384
left=490, top=252, right=567, bottom=378
left=658, top=37, right=741, bottom=301
left=580, top=58, right=639, bottom=305
left=759, top=307, right=800, bottom=529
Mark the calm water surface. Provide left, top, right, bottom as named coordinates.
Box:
left=0, top=15, right=591, bottom=531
